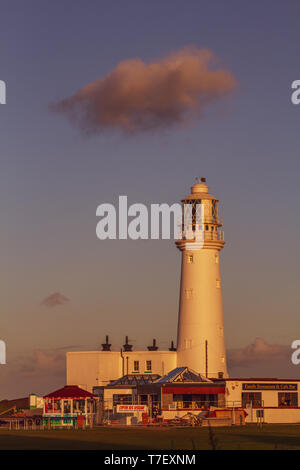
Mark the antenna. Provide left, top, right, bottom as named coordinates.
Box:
left=196, top=176, right=206, bottom=183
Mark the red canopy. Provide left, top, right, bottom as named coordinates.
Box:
left=43, top=385, right=96, bottom=399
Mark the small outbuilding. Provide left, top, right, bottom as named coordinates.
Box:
left=43, top=385, right=98, bottom=428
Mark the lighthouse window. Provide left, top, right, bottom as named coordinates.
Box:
left=185, top=288, right=193, bottom=299
left=187, top=254, right=194, bottom=264
left=134, top=361, right=139, bottom=372
left=215, top=254, right=219, bottom=264
left=146, top=360, right=152, bottom=372
left=212, top=200, right=217, bottom=221
left=184, top=339, right=192, bottom=349
left=205, top=225, right=209, bottom=231
left=216, top=279, right=221, bottom=288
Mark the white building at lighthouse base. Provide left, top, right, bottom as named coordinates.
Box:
left=67, top=349, right=177, bottom=393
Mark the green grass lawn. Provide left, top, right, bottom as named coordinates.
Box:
left=1, top=425, right=300, bottom=450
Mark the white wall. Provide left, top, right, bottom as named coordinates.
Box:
left=66, top=350, right=177, bottom=392
left=226, top=379, right=300, bottom=423
left=226, top=380, right=300, bottom=408
left=262, top=408, right=300, bottom=424
left=122, top=351, right=177, bottom=376
left=67, top=351, right=121, bottom=392
left=176, top=248, right=227, bottom=378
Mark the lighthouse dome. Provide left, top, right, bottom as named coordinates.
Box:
left=191, top=182, right=209, bottom=194
left=183, top=178, right=216, bottom=201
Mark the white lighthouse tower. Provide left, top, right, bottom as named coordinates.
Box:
left=176, top=178, right=228, bottom=379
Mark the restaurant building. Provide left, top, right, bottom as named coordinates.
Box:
left=95, top=367, right=226, bottom=423
left=226, top=378, right=300, bottom=423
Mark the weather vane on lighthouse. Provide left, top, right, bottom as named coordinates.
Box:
left=195, top=176, right=206, bottom=183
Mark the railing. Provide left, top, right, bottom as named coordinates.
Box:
left=177, top=229, right=225, bottom=242
left=226, top=400, right=264, bottom=408
left=242, top=400, right=263, bottom=408
left=226, top=401, right=242, bottom=408
left=168, top=400, right=220, bottom=409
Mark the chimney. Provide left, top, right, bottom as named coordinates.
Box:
left=123, top=335, right=133, bottom=352
left=147, top=339, right=158, bottom=351
left=101, top=335, right=111, bottom=351
left=169, top=340, right=176, bottom=351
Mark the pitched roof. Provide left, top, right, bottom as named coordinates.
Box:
left=155, top=367, right=213, bottom=384
left=0, top=397, right=28, bottom=410
left=108, top=374, right=161, bottom=387
left=43, top=385, right=96, bottom=399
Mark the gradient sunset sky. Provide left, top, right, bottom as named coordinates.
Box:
left=0, top=0, right=300, bottom=398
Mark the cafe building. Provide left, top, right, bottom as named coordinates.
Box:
left=225, top=378, right=300, bottom=423
left=96, top=367, right=226, bottom=423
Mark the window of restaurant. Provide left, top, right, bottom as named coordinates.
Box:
left=278, top=392, right=298, bottom=407
left=113, top=394, right=132, bottom=406
left=140, top=394, right=148, bottom=405
left=173, top=393, right=218, bottom=408
left=242, top=392, right=262, bottom=407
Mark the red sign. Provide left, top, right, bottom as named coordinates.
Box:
left=117, top=405, right=147, bottom=412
